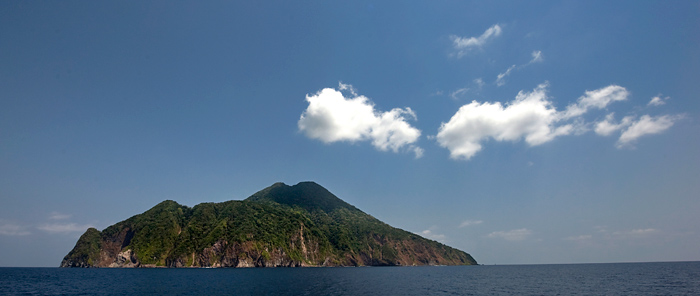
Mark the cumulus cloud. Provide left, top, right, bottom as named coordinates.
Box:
left=299, top=83, right=422, bottom=158
left=459, top=220, right=483, bottom=228
left=437, top=82, right=678, bottom=160
left=437, top=83, right=576, bottom=160
left=488, top=228, right=532, bottom=241
left=617, top=115, right=679, bottom=148
left=648, top=96, right=669, bottom=106
left=38, top=223, right=94, bottom=233
left=0, top=222, right=31, bottom=236
left=450, top=24, right=502, bottom=57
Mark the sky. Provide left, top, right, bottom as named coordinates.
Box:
left=1, top=1, right=699, bottom=267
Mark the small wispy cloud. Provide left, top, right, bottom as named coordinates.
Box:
left=529, top=50, right=544, bottom=64
left=450, top=87, right=470, bottom=100
left=593, top=94, right=682, bottom=149
left=473, top=78, right=485, bottom=89
left=420, top=228, right=448, bottom=243
left=565, top=234, right=592, bottom=241
left=594, top=113, right=635, bottom=136
left=450, top=24, right=502, bottom=57
left=49, top=212, right=72, bottom=220
left=648, top=95, right=669, bottom=106
left=494, top=50, right=544, bottom=86
left=37, top=223, right=94, bottom=234
left=496, top=65, right=516, bottom=86
left=488, top=228, right=532, bottom=241
left=412, top=147, right=424, bottom=159
left=630, top=228, right=658, bottom=235
left=612, top=228, right=659, bottom=239
left=595, top=226, right=609, bottom=233
left=0, top=222, right=31, bottom=236
left=448, top=79, right=486, bottom=101
left=572, top=227, right=661, bottom=242
left=459, top=220, right=483, bottom=228
left=561, top=85, right=629, bottom=120
left=616, top=115, right=682, bottom=148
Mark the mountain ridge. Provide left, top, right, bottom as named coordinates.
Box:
left=61, top=182, right=477, bottom=267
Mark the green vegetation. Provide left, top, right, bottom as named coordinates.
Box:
left=61, top=182, right=477, bottom=267
left=61, top=227, right=101, bottom=267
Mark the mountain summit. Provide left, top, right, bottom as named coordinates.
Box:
left=246, top=182, right=360, bottom=213
left=61, top=182, right=477, bottom=267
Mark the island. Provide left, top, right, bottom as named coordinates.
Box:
left=61, top=181, right=477, bottom=267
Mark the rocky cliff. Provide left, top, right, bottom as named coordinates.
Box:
left=61, top=182, right=477, bottom=267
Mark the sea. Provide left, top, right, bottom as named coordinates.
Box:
left=1, top=261, right=698, bottom=295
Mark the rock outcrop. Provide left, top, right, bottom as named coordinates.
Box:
left=61, top=182, right=477, bottom=267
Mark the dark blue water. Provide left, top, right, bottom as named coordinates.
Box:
left=1, top=262, right=699, bottom=295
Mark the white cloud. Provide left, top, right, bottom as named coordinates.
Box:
left=38, top=223, right=94, bottom=233
left=298, top=83, right=422, bottom=156
left=496, top=65, right=516, bottom=86
left=450, top=87, right=469, bottom=100
left=459, top=220, right=483, bottom=228
left=630, top=228, right=658, bottom=235
left=0, top=222, right=31, bottom=236
left=412, top=147, right=424, bottom=159
left=437, top=83, right=575, bottom=160
left=49, top=212, right=71, bottom=220
left=437, top=83, right=680, bottom=160
left=561, top=85, right=629, bottom=120
left=617, top=115, right=679, bottom=148
left=473, top=78, right=485, bottom=89
left=421, top=229, right=447, bottom=242
left=595, top=111, right=681, bottom=149
left=565, top=234, right=592, bottom=241
left=594, top=113, right=635, bottom=136
left=612, top=228, right=659, bottom=239
left=449, top=79, right=486, bottom=101
left=529, top=50, right=544, bottom=64
left=648, top=95, right=669, bottom=106
left=488, top=228, right=532, bottom=241
left=493, top=51, right=543, bottom=86
left=450, top=24, right=502, bottom=57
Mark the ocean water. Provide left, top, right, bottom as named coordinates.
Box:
left=1, top=261, right=699, bottom=295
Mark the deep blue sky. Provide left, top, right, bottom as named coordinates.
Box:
left=1, top=1, right=699, bottom=266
